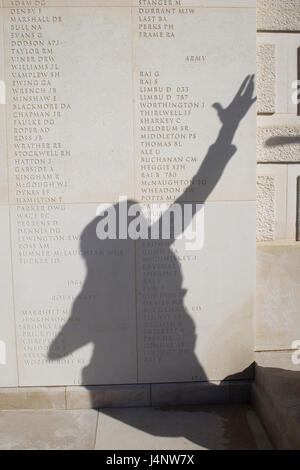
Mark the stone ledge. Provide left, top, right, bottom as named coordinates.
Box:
left=255, top=350, right=300, bottom=371
left=151, top=380, right=252, bottom=407
left=255, top=366, right=300, bottom=406
left=252, top=383, right=284, bottom=449
left=256, top=241, right=300, bottom=246
left=0, top=380, right=253, bottom=409
left=252, top=365, right=300, bottom=449
left=0, top=387, right=66, bottom=410
left=252, top=383, right=300, bottom=449
left=66, top=384, right=151, bottom=409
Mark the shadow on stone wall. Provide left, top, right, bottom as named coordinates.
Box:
left=266, top=136, right=300, bottom=147
left=47, top=76, right=256, bottom=427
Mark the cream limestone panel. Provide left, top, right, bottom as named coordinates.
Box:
left=2, top=2, right=256, bottom=388
left=257, top=34, right=287, bottom=115
left=136, top=201, right=256, bottom=383
left=3, top=6, right=134, bottom=204
left=286, top=164, right=300, bottom=240
left=133, top=7, right=256, bottom=203
left=257, top=33, right=300, bottom=115
left=287, top=34, right=300, bottom=114
left=255, top=350, right=300, bottom=371
left=10, top=203, right=137, bottom=386
left=256, top=164, right=287, bottom=241
left=0, top=206, right=18, bottom=387
left=256, top=243, right=300, bottom=351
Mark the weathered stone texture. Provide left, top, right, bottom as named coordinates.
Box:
left=257, top=0, right=300, bottom=31
left=0, top=387, right=66, bottom=410
left=257, top=44, right=276, bottom=114
left=257, top=127, right=300, bottom=162
left=256, top=176, right=275, bottom=241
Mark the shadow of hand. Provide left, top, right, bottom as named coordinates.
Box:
left=212, top=75, right=256, bottom=126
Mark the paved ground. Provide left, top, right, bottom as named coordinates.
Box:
left=0, top=405, right=273, bottom=450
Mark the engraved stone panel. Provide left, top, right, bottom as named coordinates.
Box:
left=0, top=206, right=18, bottom=387
left=0, top=10, right=8, bottom=204
left=0, top=1, right=256, bottom=387
left=0, top=110, right=8, bottom=204
left=133, top=6, right=256, bottom=203
left=10, top=204, right=137, bottom=386
left=3, top=5, right=134, bottom=204
left=136, top=202, right=256, bottom=383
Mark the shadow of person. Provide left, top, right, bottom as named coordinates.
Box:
left=48, top=76, right=256, bottom=430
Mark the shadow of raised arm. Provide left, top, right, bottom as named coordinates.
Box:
left=153, top=75, right=256, bottom=243
left=178, top=74, right=256, bottom=205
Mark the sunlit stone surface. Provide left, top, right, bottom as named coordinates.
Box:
left=0, top=0, right=256, bottom=386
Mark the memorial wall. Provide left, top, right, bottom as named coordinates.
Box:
left=0, top=0, right=256, bottom=388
